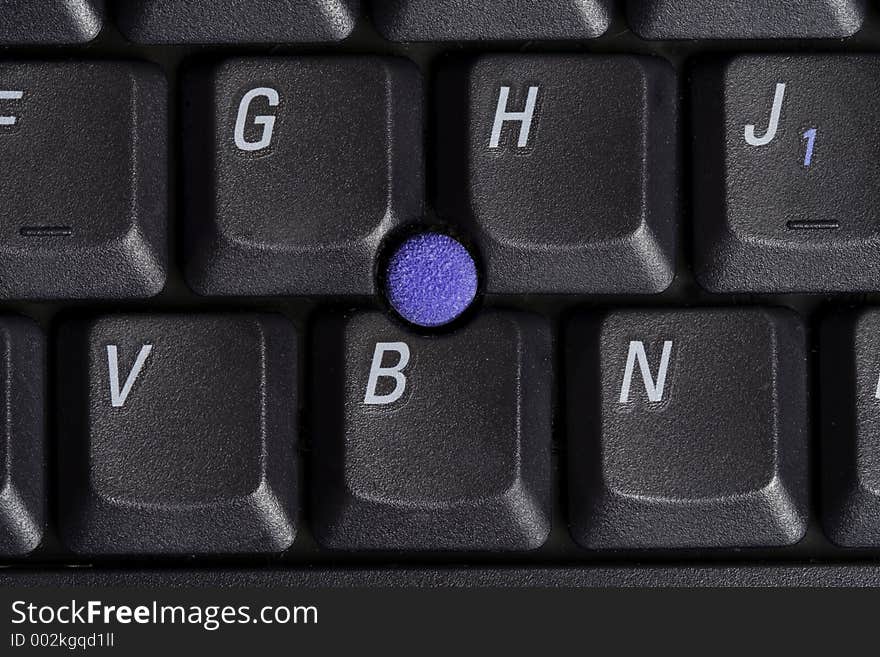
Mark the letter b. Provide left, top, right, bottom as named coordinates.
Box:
left=364, top=342, right=410, bottom=405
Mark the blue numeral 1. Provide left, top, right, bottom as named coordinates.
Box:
left=802, top=128, right=817, bottom=167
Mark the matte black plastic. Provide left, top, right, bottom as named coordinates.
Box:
left=373, top=0, right=613, bottom=41
left=693, top=56, right=880, bottom=293
left=0, top=62, right=167, bottom=300
left=1, top=0, right=878, bottom=586
left=437, top=55, right=677, bottom=294
left=628, top=0, right=866, bottom=39
left=0, top=0, right=104, bottom=44
left=0, top=318, right=44, bottom=557
left=57, top=315, right=299, bottom=556
left=822, top=310, right=880, bottom=547
left=185, top=57, right=423, bottom=297
left=567, top=308, right=809, bottom=549
left=8, top=565, right=880, bottom=587
left=115, top=0, right=360, bottom=44
left=312, top=310, right=552, bottom=551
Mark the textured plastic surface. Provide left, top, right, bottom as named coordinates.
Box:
left=3, top=2, right=880, bottom=586
left=312, top=311, right=552, bottom=550
left=693, top=56, right=880, bottom=293
left=628, top=0, right=866, bottom=39
left=185, top=57, right=423, bottom=297
left=115, top=0, right=360, bottom=44
left=0, top=0, right=104, bottom=44
left=57, top=315, right=299, bottom=556
left=373, top=0, right=613, bottom=41
left=437, top=55, right=677, bottom=294
left=384, top=233, right=478, bottom=327
left=822, top=310, right=880, bottom=546
left=0, top=318, right=44, bottom=556
left=0, top=62, right=167, bottom=299
left=9, top=566, right=880, bottom=587
left=567, top=309, right=809, bottom=549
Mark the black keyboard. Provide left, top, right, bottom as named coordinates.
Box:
left=6, top=0, right=880, bottom=591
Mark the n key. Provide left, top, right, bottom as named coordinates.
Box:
left=567, top=308, right=808, bottom=549
left=694, top=56, right=880, bottom=292
left=0, top=63, right=167, bottom=299
left=437, top=56, right=677, bottom=294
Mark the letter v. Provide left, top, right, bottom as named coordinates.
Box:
left=107, top=344, right=153, bottom=408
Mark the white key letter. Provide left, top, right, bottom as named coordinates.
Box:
left=874, top=370, right=880, bottom=400
left=234, top=87, right=280, bottom=152
left=0, top=90, right=23, bottom=126
left=364, top=342, right=410, bottom=405
left=744, top=82, right=786, bottom=147
left=619, top=340, right=673, bottom=404
left=489, top=85, right=539, bottom=149
left=107, top=344, right=153, bottom=408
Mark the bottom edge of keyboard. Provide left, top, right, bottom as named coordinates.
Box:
left=2, top=566, right=880, bottom=587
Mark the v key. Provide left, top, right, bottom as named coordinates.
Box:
left=107, top=345, right=153, bottom=408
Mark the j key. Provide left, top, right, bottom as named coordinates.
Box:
left=312, top=311, right=551, bottom=550
left=0, top=1, right=104, bottom=44
left=115, top=0, right=359, bottom=44
left=373, top=0, right=613, bottom=41
left=437, top=56, right=677, bottom=294
left=822, top=310, right=880, bottom=547
left=566, top=309, right=808, bottom=549
left=58, top=315, right=298, bottom=555
left=629, top=0, right=866, bottom=39
left=693, top=56, right=880, bottom=293
left=0, top=63, right=167, bottom=299
left=185, top=58, right=422, bottom=297
left=0, top=319, right=44, bottom=557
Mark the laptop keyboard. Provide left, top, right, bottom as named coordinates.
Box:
left=3, top=0, right=880, bottom=586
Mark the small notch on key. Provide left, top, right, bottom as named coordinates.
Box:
left=786, top=220, right=840, bottom=231
left=19, top=226, right=73, bottom=237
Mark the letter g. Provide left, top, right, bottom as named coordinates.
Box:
left=234, top=87, right=280, bottom=152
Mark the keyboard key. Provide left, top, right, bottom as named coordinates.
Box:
left=185, top=57, right=422, bottom=297
left=373, top=0, right=613, bottom=41
left=822, top=310, right=880, bottom=546
left=437, top=55, right=677, bottom=294
left=312, top=311, right=551, bottom=550
left=628, top=0, right=866, bottom=39
left=0, top=63, right=167, bottom=299
left=116, top=0, right=359, bottom=44
left=567, top=308, right=808, bottom=549
left=58, top=315, right=298, bottom=555
left=693, top=56, right=880, bottom=293
left=0, top=319, right=44, bottom=556
left=0, top=1, right=104, bottom=44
